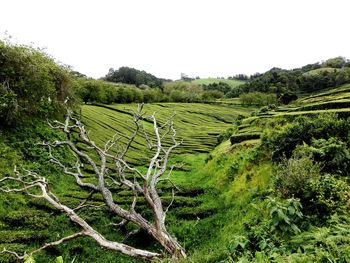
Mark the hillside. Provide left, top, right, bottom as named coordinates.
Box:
left=0, top=42, right=350, bottom=262
left=81, top=103, right=253, bottom=164
left=191, top=78, right=244, bottom=88
left=2, top=84, right=350, bottom=262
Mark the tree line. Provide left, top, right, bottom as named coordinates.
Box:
left=226, top=57, right=350, bottom=100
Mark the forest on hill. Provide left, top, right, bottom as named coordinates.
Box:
left=1, top=40, right=350, bottom=263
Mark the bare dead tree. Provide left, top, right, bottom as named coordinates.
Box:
left=0, top=104, right=186, bottom=261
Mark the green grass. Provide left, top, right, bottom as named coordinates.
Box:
left=191, top=78, right=244, bottom=88
left=226, top=84, right=350, bottom=146
left=303, top=67, right=339, bottom=76
left=2, top=84, right=350, bottom=262
left=81, top=103, right=254, bottom=164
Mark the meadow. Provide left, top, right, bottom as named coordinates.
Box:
left=81, top=103, right=253, bottom=164
left=191, top=78, right=244, bottom=88
left=1, top=39, right=350, bottom=262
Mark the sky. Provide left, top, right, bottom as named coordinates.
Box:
left=1, top=0, right=349, bottom=80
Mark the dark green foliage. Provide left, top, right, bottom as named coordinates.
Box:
left=306, top=174, right=348, bottom=217
left=278, top=92, right=298, bottom=104
left=0, top=40, right=76, bottom=126
left=263, top=113, right=350, bottom=161
left=202, top=81, right=232, bottom=94
left=266, top=197, right=303, bottom=235
left=228, top=74, right=249, bottom=81
left=274, top=151, right=348, bottom=219
left=230, top=133, right=260, bottom=144
left=104, top=66, right=163, bottom=88
left=77, top=78, right=165, bottom=104
left=232, top=58, right=350, bottom=98
left=239, top=92, right=277, bottom=106
left=76, top=78, right=228, bottom=104
left=300, top=138, right=350, bottom=176
left=202, top=90, right=224, bottom=101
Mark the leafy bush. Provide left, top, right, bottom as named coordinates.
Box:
left=202, top=90, right=224, bottom=101
left=299, top=138, right=350, bottom=176
left=0, top=40, right=76, bottom=126
left=263, top=113, right=350, bottom=161
left=266, top=197, right=303, bottom=235
left=217, top=127, right=236, bottom=144
left=275, top=151, right=320, bottom=198
left=202, top=82, right=232, bottom=94
left=274, top=150, right=348, bottom=219
left=239, top=92, right=277, bottom=106
left=306, top=174, right=348, bottom=217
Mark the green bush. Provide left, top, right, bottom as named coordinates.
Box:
left=275, top=152, right=320, bottom=198
left=263, top=114, right=350, bottom=161
left=300, top=138, right=350, bottom=176
left=217, top=127, right=236, bottom=144
left=274, top=151, right=348, bottom=219
left=266, top=197, right=303, bottom=235
left=0, top=40, right=76, bottom=126
left=239, top=92, right=277, bottom=106
left=306, top=174, right=348, bottom=217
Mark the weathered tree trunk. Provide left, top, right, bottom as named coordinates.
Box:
left=0, top=105, right=187, bottom=261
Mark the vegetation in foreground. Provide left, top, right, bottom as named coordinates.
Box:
left=1, top=39, right=350, bottom=262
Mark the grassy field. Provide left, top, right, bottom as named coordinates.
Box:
left=230, top=84, right=350, bottom=145
left=81, top=103, right=254, bottom=164
left=191, top=78, right=244, bottom=88
left=2, top=86, right=350, bottom=262
left=302, top=67, right=339, bottom=76
left=0, top=102, right=257, bottom=263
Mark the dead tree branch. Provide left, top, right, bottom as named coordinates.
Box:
left=0, top=104, right=186, bottom=261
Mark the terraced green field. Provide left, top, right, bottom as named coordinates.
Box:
left=231, top=84, right=350, bottom=145
left=191, top=78, right=244, bottom=88
left=81, top=103, right=253, bottom=164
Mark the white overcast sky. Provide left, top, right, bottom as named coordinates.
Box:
left=1, top=0, right=349, bottom=80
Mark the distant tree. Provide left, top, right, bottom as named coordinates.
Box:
left=105, top=67, right=163, bottom=88
left=180, top=73, right=194, bottom=82
left=323, top=57, right=348, bottom=68
left=229, top=74, right=249, bottom=81
left=202, top=90, right=224, bottom=101
left=202, top=82, right=231, bottom=94
left=278, top=92, right=298, bottom=104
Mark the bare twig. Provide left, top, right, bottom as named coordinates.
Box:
left=0, top=105, right=186, bottom=260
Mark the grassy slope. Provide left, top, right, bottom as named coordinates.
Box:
left=2, top=84, right=350, bottom=262
left=81, top=103, right=252, bottom=164
left=191, top=78, right=244, bottom=88
left=232, top=83, right=350, bottom=144
left=184, top=84, right=350, bottom=262
left=302, top=67, right=339, bottom=76
left=0, top=103, right=256, bottom=263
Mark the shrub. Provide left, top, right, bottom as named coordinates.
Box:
left=202, top=90, right=224, bottom=101
left=0, top=40, right=76, bottom=125
left=217, top=127, right=236, bottom=144
left=300, top=138, right=350, bottom=176
left=274, top=150, right=348, bottom=219
left=239, top=92, right=277, bottom=106
left=263, top=114, right=350, bottom=161
left=307, top=175, right=348, bottom=216
left=275, top=152, right=320, bottom=198
left=266, top=197, right=303, bottom=235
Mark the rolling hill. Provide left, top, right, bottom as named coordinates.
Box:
left=191, top=78, right=244, bottom=88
